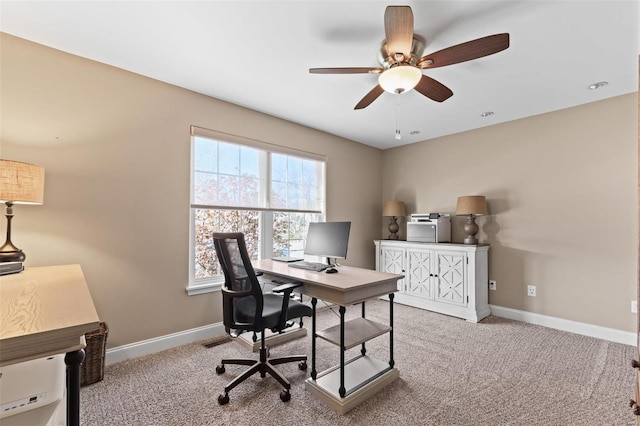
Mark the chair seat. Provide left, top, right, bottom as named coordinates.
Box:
left=235, top=293, right=312, bottom=331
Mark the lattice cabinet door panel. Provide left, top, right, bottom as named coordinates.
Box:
left=406, top=249, right=433, bottom=299
left=380, top=246, right=406, bottom=291
left=434, top=251, right=467, bottom=306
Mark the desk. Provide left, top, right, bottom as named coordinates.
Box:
left=254, top=260, right=403, bottom=414
left=0, top=265, right=100, bottom=426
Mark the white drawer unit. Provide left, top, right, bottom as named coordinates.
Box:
left=375, top=240, right=490, bottom=322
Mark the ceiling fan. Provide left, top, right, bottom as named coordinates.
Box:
left=309, top=6, right=510, bottom=110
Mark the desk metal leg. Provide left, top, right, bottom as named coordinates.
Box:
left=311, top=297, right=317, bottom=380
left=65, top=348, right=85, bottom=426
left=389, top=293, right=395, bottom=368
left=339, top=305, right=346, bottom=398
left=360, top=302, right=366, bottom=356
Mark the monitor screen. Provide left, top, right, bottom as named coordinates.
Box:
left=304, top=221, right=351, bottom=260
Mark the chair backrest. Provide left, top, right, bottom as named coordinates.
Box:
left=212, top=232, right=265, bottom=334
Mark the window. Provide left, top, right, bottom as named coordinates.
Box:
left=188, top=126, right=325, bottom=294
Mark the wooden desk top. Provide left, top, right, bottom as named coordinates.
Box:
left=253, top=260, right=403, bottom=305
left=0, top=264, right=100, bottom=366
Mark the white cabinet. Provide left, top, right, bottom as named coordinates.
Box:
left=375, top=240, right=490, bottom=322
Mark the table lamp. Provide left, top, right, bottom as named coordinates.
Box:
left=0, top=160, right=45, bottom=265
left=383, top=200, right=405, bottom=240
left=455, top=195, right=487, bottom=245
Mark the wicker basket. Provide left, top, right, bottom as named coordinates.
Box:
left=81, top=322, right=109, bottom=386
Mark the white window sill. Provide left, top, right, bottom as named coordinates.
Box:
left=186, top=280, right=223, bottom=296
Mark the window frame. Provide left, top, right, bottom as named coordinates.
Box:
left=187, top=126, right=326, bottom=295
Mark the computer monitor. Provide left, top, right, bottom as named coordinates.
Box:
left=304, top=221, right=351, bottom=260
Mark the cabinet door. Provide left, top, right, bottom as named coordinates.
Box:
left=434, top=251, right=467, bottom=306
left=380, top=247, right=405, bottom=291
left=406, top=249, right=434, bottom=299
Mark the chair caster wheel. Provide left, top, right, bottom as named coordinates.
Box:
left=215, top=364, right=225, bottom=374
left=299, top=361, right=307, bottom=371
left=218, top=393, right=229, bottom=405
left=280, top=389, right=291, bottom=402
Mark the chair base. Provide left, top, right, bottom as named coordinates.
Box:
left=237, top=326, right=307, bottom=352
left=216, top=339, right=308, bottom=405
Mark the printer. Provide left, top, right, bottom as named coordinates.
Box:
left=406, top=213, right=451, bottom=243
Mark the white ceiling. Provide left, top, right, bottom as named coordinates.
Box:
left=0, top=1, right=638, bottom=149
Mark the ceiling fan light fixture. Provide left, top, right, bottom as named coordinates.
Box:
left=378, top=65, right=422, bottom=94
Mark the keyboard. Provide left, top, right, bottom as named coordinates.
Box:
left=288, top=261, right=329, bottom=272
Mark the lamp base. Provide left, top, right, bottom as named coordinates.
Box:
left=1, top=205, right=26, bottom=263
left=0, top=249, right=25, bottom=263
left=462, top=215, right=480, bottom=245
left=463, top=235, right=478, bottom=245
left=387, top=217, right=400, bottom=240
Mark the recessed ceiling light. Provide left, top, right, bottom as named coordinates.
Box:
left=481, top=111, right=494, bottom=117
left=588, top=81, right=608, bottom=90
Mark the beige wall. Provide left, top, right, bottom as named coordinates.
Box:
left=0, top=34, right=382, bottom=347
left=383, top=93, right=638, bottom=332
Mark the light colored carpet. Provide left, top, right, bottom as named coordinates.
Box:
left=80, top=300, right=636, bottom=425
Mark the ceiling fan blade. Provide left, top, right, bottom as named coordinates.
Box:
left=384, top=6, right=414, bottom=59
left=414, top=75, right=453, bottom=103
left=417, top=33, right=510, bottom=69
left=309, top=67, right=383, bottom=74
left=354, top=85, right=385, bottom=110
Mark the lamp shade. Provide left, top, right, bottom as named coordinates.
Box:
left=0, top=160, right=45, bottom=205
left=455, top=196, right=488, bottom=216
left=383, top=200, right=406, bottom=217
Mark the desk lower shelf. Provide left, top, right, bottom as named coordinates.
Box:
left=305, top=356, right=399, bottom=414
left=316, top=317, right=390, bottom=349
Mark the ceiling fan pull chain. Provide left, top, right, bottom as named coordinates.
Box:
left=395, top=95, right=402, bottom=140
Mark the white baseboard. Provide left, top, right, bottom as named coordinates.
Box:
left=105, top=323, right=226, bottom=365
left=105, top=313, right=324, bottom=366
left=489, top=304, right=636, bottom=346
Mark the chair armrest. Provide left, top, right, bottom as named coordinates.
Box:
left=271, top=281, right=304, bottom=332
left=271, top=281, right=303, bottom=294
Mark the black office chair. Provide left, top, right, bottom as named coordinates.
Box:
left=212, top=232, right=312, bottom=405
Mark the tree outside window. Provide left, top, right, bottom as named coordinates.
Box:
left=189, top=128, right=325, bottom=286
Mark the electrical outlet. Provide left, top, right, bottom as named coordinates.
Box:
left=489, top=280, right=497, bottom=290
left=632, top=300, right=638, bottom=314
left=527, top=285, right=536, bottom=297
